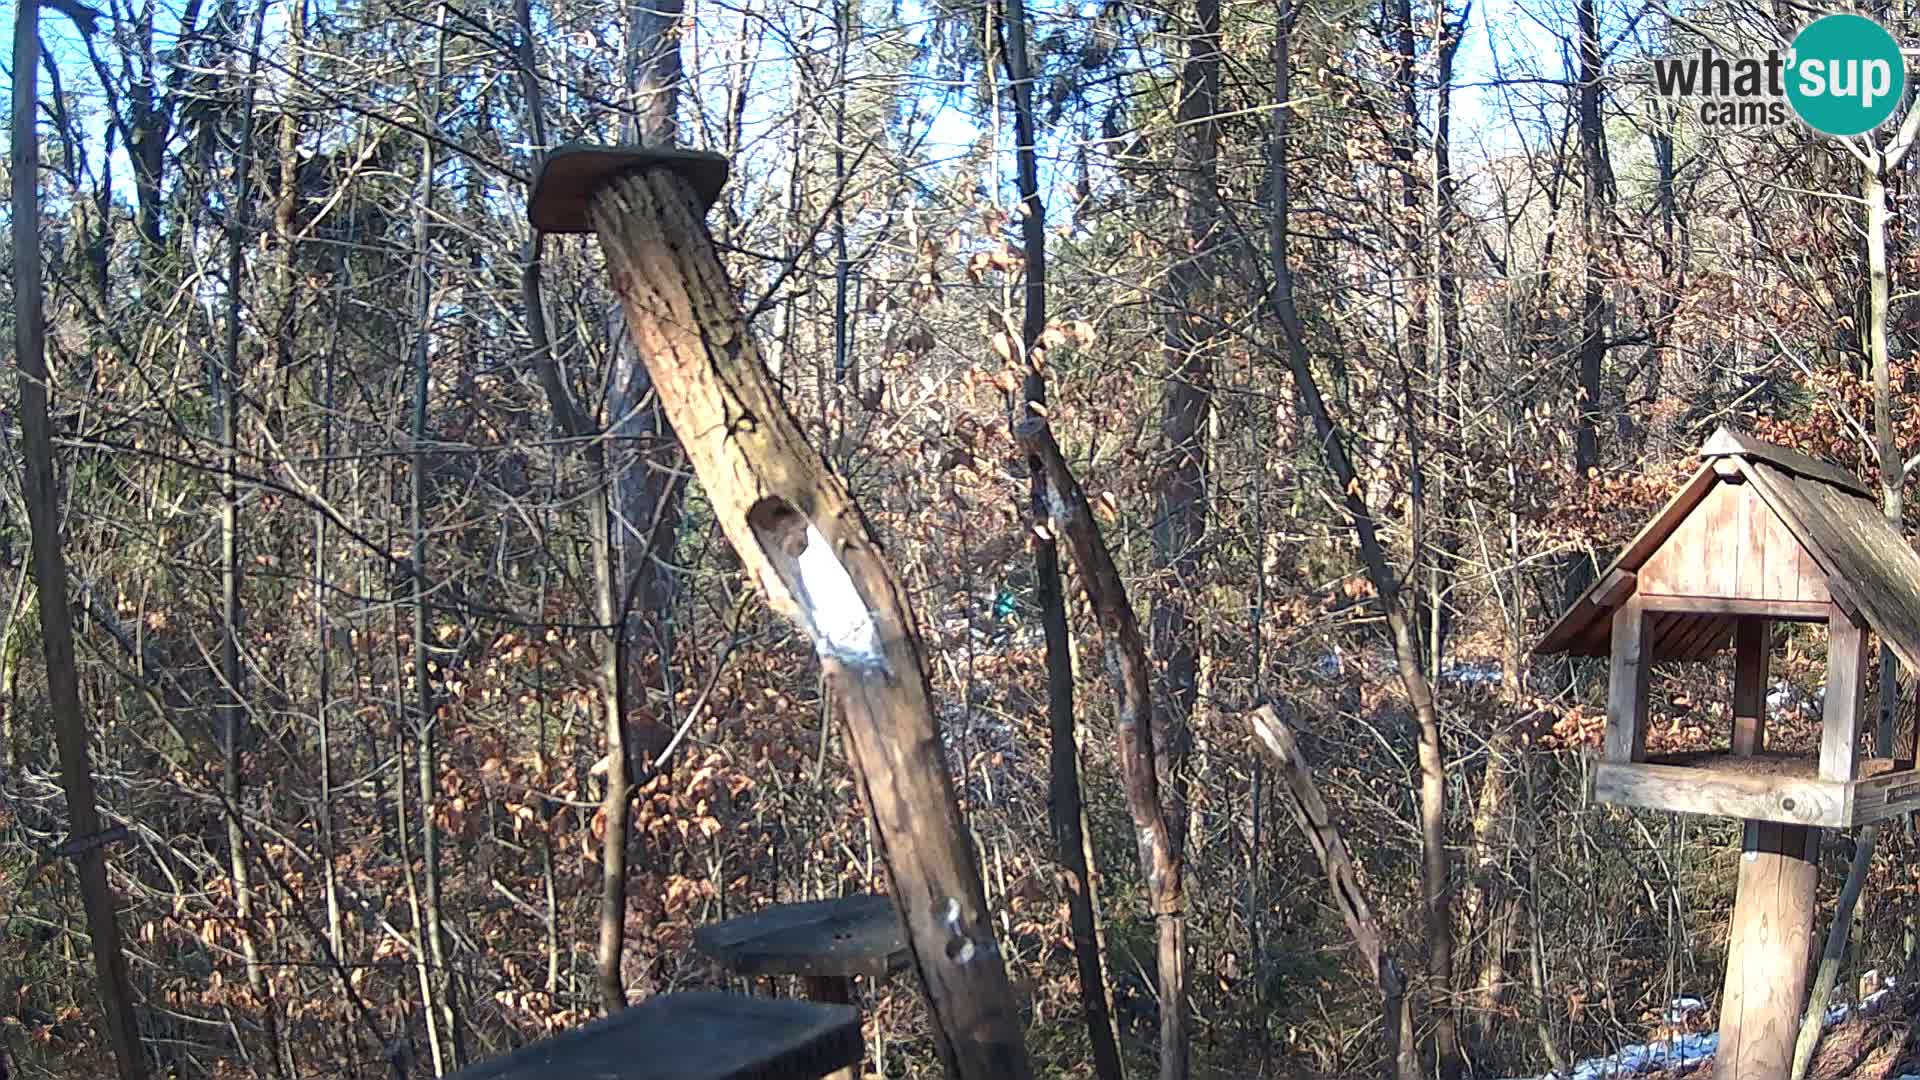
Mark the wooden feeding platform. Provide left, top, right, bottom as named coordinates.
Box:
left=444, top=991, right=861, bottom=1080
left=693, top=894, right=910, bottom=992
left=1536, top=426, right=1920, bottom=1078
left=1592, top=752, right=1912, bottom=829
left=1537, top=427, right=1920, bottom=826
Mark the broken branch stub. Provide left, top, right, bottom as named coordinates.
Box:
left=572, top=161, right=1032, bottom=1079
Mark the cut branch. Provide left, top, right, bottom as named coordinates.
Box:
left=1249, top=704, right=1416, bottom=1080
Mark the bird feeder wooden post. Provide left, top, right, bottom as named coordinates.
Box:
left=1536, top=427, right=1920, bottom=1079
left=528, top=145, right=1033, bottom=1080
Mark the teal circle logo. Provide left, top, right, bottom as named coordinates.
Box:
left=1787, top=14, right=1905, bottom=136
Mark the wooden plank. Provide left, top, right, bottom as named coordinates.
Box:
left=1699, top=481, right=1743, bottom=596
left=1821, top=608, right=1869, bottom=782
left=1714, top=822, right=1819, bottom=1080
left=1591, top=762, right=1847, bottom=827
left=1743, top=458, right=1920, bottom=674
left=1593, top=569, right=1636, bottom=607
left=1701, top=425, right=1871, bottom=498
left=1732, top=617, right=1770, bottom=756
left=693, top=895, right=909, bottom=980
left=447, top=991, right=862, bottom=1080
left=1675, top=616, right=1733, bottom=661
left=1644, top=611, right=1687, bottom=660
left=1760, top=495, right=1806, bottom=604
left=1844, top=767, right=1920, bottom=825
left=1635, top=595, right=1831, bottom=621
left=1734, top=479, right=1766, bottom=599
left=1828, top=575, right=1866, bottom=623
left=1607, top=599, right=1651, bottom=764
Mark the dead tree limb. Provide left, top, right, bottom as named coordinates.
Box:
left=1015, top=416, right=1186, bottom=1076
left=1249, top=704, right=1416, bottom=1080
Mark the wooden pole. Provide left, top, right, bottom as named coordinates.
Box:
left=549, top=158, right=1032, bottom=1080
left=1716, top=617, right=1819, bottom=1080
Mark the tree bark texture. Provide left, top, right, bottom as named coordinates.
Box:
left=12, top=8, right=150, bottom=1075
left=1267, top=12, right=1455, bottom=1073
left=997, top=0, right=1124, bottom=1074
left=586, top=166, right=1033, bottom=1079
left=1249, top=706, right=1417, bottom=1080
left=1016, top=416, right=1186, bottom=1080
left=1568, top=0, right=1607, bottom=604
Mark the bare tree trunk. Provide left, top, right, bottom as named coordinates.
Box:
left=607, top=0, right=688, bottom=765
left=995, top=2, right=1122, bottom=1074
left=1267, top=9, right=1454, bottom=1072
left=506, top=3, right=639, bottom=1014
left=1016, top=417, right=1184, bottom=1080
left=583, top=165, right=1034, bottom=1077
left=11, top=8, right=148, bottom=1077
left=1144, top=2, right=1224, bottom=1074
left=396, top=729, right=445, bottom=1074
left=216, top=0, right=271, bottom=1022
left=1567, top=0, right=1607, bottom=605
left=409, top=6, right=462, bottom=1061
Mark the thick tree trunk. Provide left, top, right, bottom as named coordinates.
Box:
left=1144, top=3, right=1224, bottom=1074
left=12, top=10, right=149, bottom=1077
left=584, top=165, right=1033, bottom=1078
left=996, top=1, right=1123, bottom=1075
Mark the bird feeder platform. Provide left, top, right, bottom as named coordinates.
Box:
left=1537, top=426, right=1920, bottom=827
left=694, top=894, right=911, bottom=989
left=1536, top=426, right=1920, bottom=1079
left=444, top=991, right=860, bottom=1080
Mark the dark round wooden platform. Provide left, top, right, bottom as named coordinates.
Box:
left=446, top=991, right=860, bottom=1080
left=693, top=894, right=910, bottom=982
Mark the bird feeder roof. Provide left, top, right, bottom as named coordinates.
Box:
left=1535, top=427, right=1920, bottom=670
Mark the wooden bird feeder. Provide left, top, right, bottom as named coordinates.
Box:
left=694, top=895, right=910, bottom=1080
left=1536, top=426, right=1920, bottom=1078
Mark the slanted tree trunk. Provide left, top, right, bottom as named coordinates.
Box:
left=1016, top=416, right=1185, bottom=1080
left=1250, top=706, right=1417, bottom=1080
left=11, top=7, right=148, bottom=1075
left=995, top=2, right=1122, bottom=1074
left=1267, top=9, right=1455, bottom=1073
left=582, top=163, right=1034, bottom=1078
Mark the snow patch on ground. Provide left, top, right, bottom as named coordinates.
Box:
left=1505, top=985, right=1899, bottom=1079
